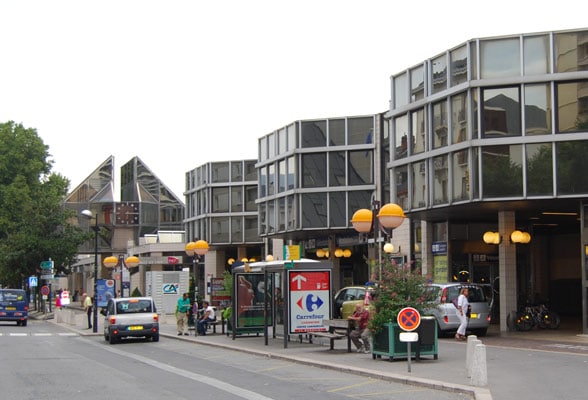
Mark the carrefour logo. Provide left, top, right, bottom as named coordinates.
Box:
left=296, top=294, right=324, bottom=311
left=162, top=283, right=179, bottom=294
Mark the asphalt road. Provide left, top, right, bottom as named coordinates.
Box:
left=0, top=320, right=471, bottom=400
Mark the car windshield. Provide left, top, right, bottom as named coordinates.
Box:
left=116, top=299, right=154, bottom=314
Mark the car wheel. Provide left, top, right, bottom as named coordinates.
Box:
left=152, top=334, right=159, bottom=342
left=109, top=331, right=117, bottom=345
left=21, top=320, right=27, bottom=327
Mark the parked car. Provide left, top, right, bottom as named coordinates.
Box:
left=425, top=283, right=491, bottom=337
left=333, top=286, right=374, bottom=319
left=0, top=289, right=28, bottom=326
left=101, top=297, right=159, bottom=344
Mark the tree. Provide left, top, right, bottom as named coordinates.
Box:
left=0, top=121, right=88, bottom=287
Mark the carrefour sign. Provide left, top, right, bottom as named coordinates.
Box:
left=288, top=270, right=331, bottom=334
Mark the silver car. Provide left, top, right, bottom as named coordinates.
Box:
left=101, top=297, right=159, bottom=344
left=425, top=283, right=491, bottom=337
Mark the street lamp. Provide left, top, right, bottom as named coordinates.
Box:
left=185, top=240, right=209, bottom=300
left=351, top=200, right=405, bottom=279
left=103, top=255, right=140, bottom=297
left=81, top=209, right=99, bottom=333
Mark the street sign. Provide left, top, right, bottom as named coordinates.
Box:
left=60, top=290, right=70, bottom=305
left=28, top=276, right=38, bottom=287
left=288, top=270, right=331, bottom=334
left=397, top=307, right=421, bottom=332
left=40, top=285, right=50, bottom=296
left=40, top=260, right=54, bottom=270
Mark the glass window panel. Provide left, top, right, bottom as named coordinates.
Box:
left=395, top=166, right=409, bottom=210
left=329, top=151, right=346, bottom=186
left=411, top=109, right=426, bottom=154
left=231, top=187, right=242, bottom=212
left=412, top=161, right=427, bottom=208
left=524, top=84, right=552, bottom=135
left=347, top=190, right=373, bottom=227
left=287, top=195, right=296, bottom=230
left=244, top=216, right=258, bottom=242
left=433, top=155, right=448, bottom=205
left=394, top=114, right=408, bottom=159
left=524, top=35, right=550, bottom=75
left=450, top=45, right=468, bottom=86
left=410, top=65, right=425, bottom=101
left=432, top=54, right=447, bottom=94
left=349, top=150, right=373, bottom=186
left=267, top=199, right=276, bottom=233
left=470, top=41, right=478, bottom=81
left=329, top=192, right=347, bottom=227
left=278, top=197, right=286, bottom=231
left=301, top=153, right=327, bottom=188
left=472, top=89, right=479, bottom=139
left=301, top=193, right=327, bottom=228
left=212, top=187, right=229, bottom=212
left=348, top=117, right=374, bottom=145
left=211, top=162, right=229, bottom=183
left=278, top=159, right=286, bottom=192
left=557, top=81, right=588, bottom=133
left=472, top=147, right=479, bottom=199
left=556, top=140, right=588, bottom=195
left=482, top=145, right=523, bottom=198
left=211, top=216, right=230, bottom=243
left=480, top=38, right=520, bottom=78
left=278, top=127, right=287, bottom=155
left=244, top=160, right=256, bottom=181
left=555, top=31, right=588, bottom=73
left=287, top=157, right=296, bottom=190
left=452, top=149, right=470, bottom=201
left=526, top=143, right=553, bottom=196
left=329, top=119, right=346, bottom=146
left=259, top=136, right=267, bottom=161
left=301, top=120, right=327, bottom=148
left=245, top=186, right=257, bottom=211
left=268, top=164, right=276, bottom=195
left=259, top=166, right=267, bottom=198
left=483, top=87, right=521, bottom=137
left=394, top=73, right=409, bottom=108
left=451, top=92, right=468, bottom=144
left=231, top=217, right=243, bottom=243
left=287, top=123, right=297, bottom=150
left=268, top=132, right=276, bottom=158
left=259, top=203, right=266, bottom=235
left=231, top=162, right=243, bottom=182
left=433, top=100, right=448, bottom=148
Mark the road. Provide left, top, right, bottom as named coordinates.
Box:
left=0, top=320, right=470, bottom=400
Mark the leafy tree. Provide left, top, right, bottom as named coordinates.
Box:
left=0, top=121, right=88, bottom=287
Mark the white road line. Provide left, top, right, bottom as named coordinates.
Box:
left=93, top=341, right=276, bottom=400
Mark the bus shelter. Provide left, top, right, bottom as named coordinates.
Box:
left=231, top=258, right=333, bottom=348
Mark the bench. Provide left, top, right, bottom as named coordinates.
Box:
left=207, top=319, right=221, bottom=334
left=310, top=331, right=347, bottom=350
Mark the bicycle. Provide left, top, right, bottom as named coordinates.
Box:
left=514, top=303, right=560, bottom=331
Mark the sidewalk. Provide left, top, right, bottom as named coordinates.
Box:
left=39, top=307, right=491, bottom=400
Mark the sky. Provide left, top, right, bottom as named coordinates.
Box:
left=0, top=1, right=586, bottom=198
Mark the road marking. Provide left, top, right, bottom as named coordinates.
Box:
left=93, top=341, right=276, bottom=400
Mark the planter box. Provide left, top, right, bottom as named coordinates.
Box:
left=372, top=317, right=438, bottom=361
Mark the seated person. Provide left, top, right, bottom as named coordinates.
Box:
left=197, top=300, right=216, bottom=335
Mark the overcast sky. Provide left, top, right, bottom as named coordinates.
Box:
left=1, top=1, right=585, bottom=198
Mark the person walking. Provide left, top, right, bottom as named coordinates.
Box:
left=348, top=303, right=371, bottom=353
left=176, top=292, right=191, bottom=336
left=82, top=293, right=93, bottom=329
left=455, top=287, right=470, bottom=340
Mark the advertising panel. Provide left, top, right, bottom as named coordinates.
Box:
left=234, top=272, right=272, bottom=330
left=96, top=279, right=115, bottom=307
left=288, top=270, right=331, bottom=334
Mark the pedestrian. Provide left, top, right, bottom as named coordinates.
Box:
left=176, top=292, right=191, bottom=336
left=348, top=303, right=371, bottom=353
left=82, top=292, right=93, bottom=329
left=455, top=287, right=470, bottom=340
left=197, top=300, right=216, bottom=336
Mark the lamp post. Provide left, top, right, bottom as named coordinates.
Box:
left=103, top=255, right=140, bottom=297
left=185, top=240, right=209, bottom=300
left=351, top=200, right=405, bottom=280
left=81, top=209, right=99, bottom=333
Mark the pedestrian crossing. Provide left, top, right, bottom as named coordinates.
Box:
left=0, top=332, right=79, bottom=337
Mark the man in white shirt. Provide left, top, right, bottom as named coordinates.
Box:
left=197, top=300, right=216, bottom=336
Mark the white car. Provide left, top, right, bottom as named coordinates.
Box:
left=101, top=297, right=159, bottom=344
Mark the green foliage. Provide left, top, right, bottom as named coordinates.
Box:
left=0, top=121, right=88, bottom=287
left=368, top=258, right=435, bottom=334
left=222, top=270, right=233, bottom=297
left=131, top=287, right=143, bottom=297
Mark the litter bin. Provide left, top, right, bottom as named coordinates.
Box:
left=415, top=316, right=438, bottom=360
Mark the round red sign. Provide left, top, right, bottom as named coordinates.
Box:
left=40, top=285, right=50, bottom=296
left=396, top=307, right=421, bottom=332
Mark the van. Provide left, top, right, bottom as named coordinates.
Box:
left=101, top=297, right=159, bottom=344
left=0, top=289, right=29, bottom=326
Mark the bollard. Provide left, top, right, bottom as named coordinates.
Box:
left=465, top=335, right=480, bottom=377
left=470, top=343, right=488, bottom=386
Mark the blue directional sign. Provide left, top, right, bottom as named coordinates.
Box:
left=29, top=276, right=38, bottom=287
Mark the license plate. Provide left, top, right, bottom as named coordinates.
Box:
left=470, top=313, right=478, bottom=319
left=128, top=325, right=143, bottom=331
left=6, top=307, right=16, bottom=310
